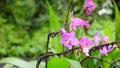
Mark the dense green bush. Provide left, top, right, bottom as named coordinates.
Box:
left=0, top=0, right=49, bottom=57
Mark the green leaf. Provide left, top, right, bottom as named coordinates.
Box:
left=46, top=0, right=62, bottom=53
left=29, top=60, right=45, bottom=68
left=67, top=59, right=82, bottom=68
left=3, top=64, right=14, bottom=68
left=48, top=57, right=70, bottom=68
left=46, top=0, right=60, bottom=31
left=113, top=0, right=120, bottom=40
left=0, top=57, right=34, bottom=68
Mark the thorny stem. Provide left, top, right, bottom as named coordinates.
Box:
left=89, top=41, right=120, bottom=55
left=42, top=32, right=59, bottom=68
left=81, top=56, right=111, bottom=64
left=80, top=56, right=119, bottom=67
left=36, top=41, right=120, bottom=68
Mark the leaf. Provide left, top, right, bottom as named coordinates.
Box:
left=48, top=57, right=70, bottom=68
left=113, top=0, right=120, bottom=40
left=3, top=64, right=14, bottom=68
left=46, top=0, right=62, bottom=53
left=67, top=59, right=82, bottom=68
left=29, top=60, right=45, bottom=68
left=0, top=57, right=34, bottom=68
left=46, top=0, right=60, bottom=31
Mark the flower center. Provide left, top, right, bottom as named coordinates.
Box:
left=66, top=39, right=70, bottom=44
left=83, top=42, right=87, bottom=47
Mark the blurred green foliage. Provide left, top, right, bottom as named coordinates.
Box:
left=0, top=0, right=49, bottom=57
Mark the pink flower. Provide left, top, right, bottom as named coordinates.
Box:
left=103, top=35, right=109, bottom=44
left=60, top=29, right=79, bottom=49
left=79, top=36, right=91, bottom=56
left=93, top=33, right=101, bottom=46
left=70, top=12, right=90, bottom=32
left=100, top=35, right=112, bottom=56
left=100, top=45, right=113, bottom=56
left=84, top=0, right=96, bottom=15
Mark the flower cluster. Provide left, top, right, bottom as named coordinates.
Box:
left=60, top=12, right=113, bottom=56
left=59, top=1, right=112, bottom=56
left=93, top=33, right=113, bottom=56
left=60, top=12, right=91, bottom=56
left=84, top=0, right=96, bottom=15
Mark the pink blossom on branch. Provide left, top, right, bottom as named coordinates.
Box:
left=100, top=35, right=113, bottom=56
left=79, top=36, right=92, bottom=56
left=100, top=45, right=113, bottom=56
left=60, top=29, right=79, bottom=49
left=70, top=12, right=90, bottom=32
left=84, top=0, right=96, bottom=15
